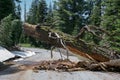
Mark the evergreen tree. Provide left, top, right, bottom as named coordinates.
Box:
left=46, top=2, right=53, bottom=25
left=50, top=1, right=62, bottom=29
left=0, top=0, right=15, bottom=21
left=85, top=0, right=94, bottom=23
left=101, top=0, right=120, bottom=52
left=0, top=0, right=22, bottom=48
left=0, top=15, right=22, bottom=48
left=24, top=0, right=27, bottom=21
left=27, top=0, right=39, bottom=24
left=11, top=19, right=22, bottom=45
left=27, top=0, right=48, bottom=47
left=37, top=0, right=47, bottom=24
left=55, top=0, right=87, bottom=35
left=27, top=0, right=47, bottom=24
left=85, top=0, right=102, bottom=44
left=15, top=0, right=21, bottom=19
left=89, top=0, right=102, bottom=26
left=0, top=15, right=13, bottom=47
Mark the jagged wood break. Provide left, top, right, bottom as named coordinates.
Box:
left=23, top=23, right=118, bottom=62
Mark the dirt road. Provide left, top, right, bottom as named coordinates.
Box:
left=0, top=48, right=120, bottom=80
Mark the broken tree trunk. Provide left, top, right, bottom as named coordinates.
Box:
left=23, top=23, right=119, bottom=62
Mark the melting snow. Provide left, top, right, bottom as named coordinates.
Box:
left=0, top=46, right=15, bottom=62
left=11, top=51, right=36, bottom=58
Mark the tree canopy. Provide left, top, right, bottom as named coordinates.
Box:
left=0, top=0, right=120, bottom=53
left=0, top=0, right=22, bottom=48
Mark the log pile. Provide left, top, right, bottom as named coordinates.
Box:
left=32, top=59, right=120, bottom=72
left=33, top=59, right=83, bottom=72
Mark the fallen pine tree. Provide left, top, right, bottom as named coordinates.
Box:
left=23, top=23, right=120, bottom=62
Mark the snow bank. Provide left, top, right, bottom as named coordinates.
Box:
left=11, top=51, right=36, bottom=58
left=0, top=46, right=15, bottom=62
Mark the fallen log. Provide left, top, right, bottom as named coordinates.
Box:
left=76, top=59, right=120, bottom=72
left=23, top=23, right=119, bottom=62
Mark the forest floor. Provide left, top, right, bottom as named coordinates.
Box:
left=0, top=47, right=120, bottom=80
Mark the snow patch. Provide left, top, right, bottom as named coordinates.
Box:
left=11, top=51, right=36, bottom=58
left=0, top=46, right=15, bottom=62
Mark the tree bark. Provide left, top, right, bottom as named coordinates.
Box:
left=76, top=59, right=120, bottom=72
left=23, top=23, right=119, bottom=62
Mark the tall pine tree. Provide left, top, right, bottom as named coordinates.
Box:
left=0, top=0, right=22, bottom=48
left=46, top=1, right=53, bottom=25
left=85, top=0, right=102, bottom=44
left=27, top=0, right=39, bottom=24
left=26, top=0, right=48, bottom=47
left=101, top=0, right=120, bottom=52
left=89, top=0, right=102, bottom=26
left=56, top=0, right=87, bottom=35
left=37, top=0, right=47, bottom=24
left=15, top=0, right=21, bottom=19
left=0, top=0, right=15, bottom=21
left=27, top=0, right=47, bottom=24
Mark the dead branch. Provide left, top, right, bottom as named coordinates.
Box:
left=30, top=59, right=120, bottom=72
left=75, top=25, right=110, bottom=39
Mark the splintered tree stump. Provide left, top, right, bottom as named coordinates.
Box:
left=23, top=23, right=119, bottom=62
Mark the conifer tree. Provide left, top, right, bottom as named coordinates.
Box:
left=37, top=0, right=47, bottom=24
left=0, top=15, right=22, bottom=48
left=0, top=0, right=15, bottom=21
left=15, top=0, right=21, bottom=19
left=89, top=0, right=102, bottom=26
left=55, top=0, right=88, bottom=35
left=27, top=0, right=48, bottom=47
left=87, top=0, right=102, bottom=44
left=46, top=2, right=53, bottom=25
left=0, top=0, right=22, bottom=48
left=101, top=0, right=120, bottom=52
left=27, top=0, right=39, bottom=24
